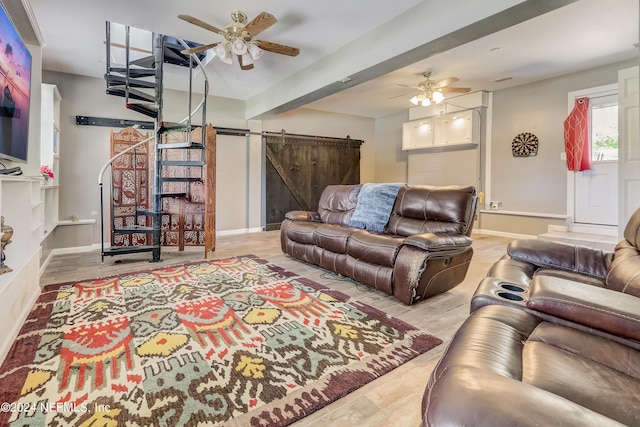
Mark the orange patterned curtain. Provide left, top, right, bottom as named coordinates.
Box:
left=563, top=97, right=591, bottom=171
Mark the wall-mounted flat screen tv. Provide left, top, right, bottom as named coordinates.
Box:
left=0, top=2, right=31, bottom=163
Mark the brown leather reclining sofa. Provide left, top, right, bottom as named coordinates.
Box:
left=280, top=184, right=478, bottom=305
left=422, top=208, right=640, bottom=426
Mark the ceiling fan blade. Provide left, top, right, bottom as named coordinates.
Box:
left=256, top=40, right=300, bottom=57
left=389, top=91, right=414, bottom=99
left=398, top=84, right=421, bottom=89
left=243, top=12, right=277, bottom=37
left=238, top=55, right=254, bottom=71
left=178, top=14, right=225, bottom=35
left=181, top=42, right=220, bottom=55
left=434, top=77, right=459, bottom=88
left=440, top=87, right=471, bottom=93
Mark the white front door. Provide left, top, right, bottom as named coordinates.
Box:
left=569, top=86, right=619, bottom=228
left=574, top=162, right=618, bottom=225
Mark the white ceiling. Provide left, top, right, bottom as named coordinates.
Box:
left=24, top=0, right=640, bottom=119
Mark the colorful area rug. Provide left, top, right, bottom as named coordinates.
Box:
left=0, top=255, right=441, bottom=426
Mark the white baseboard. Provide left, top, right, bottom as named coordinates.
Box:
left=474, top=228, right=536, bottom=240
left=216, top=227, right=264, bottom=237
left=39, top=251, right=55, bottom=277
left=48, top=243, right=100, bottom=258
left=45, top=229, right=266, bottom=260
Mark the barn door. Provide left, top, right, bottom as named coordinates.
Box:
left=265, top=132, right=362, bottom=230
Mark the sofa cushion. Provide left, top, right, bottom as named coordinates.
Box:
left=386, top=185, right=476, bottom=237
left=607, top=240, right=640, bottom=297
left=403, top=233, right=472, bottom=251
left=313, top=224, right=356, bottom=254
left=285, top=210, right=321, bottom=222
left=527, top=275, right=640, bottom=342
left=346, top=230, right=404, bottom=267
left=624, top=206, right=640, bottom=248
left=523, top=322, right=640, bottom=426
left=343, top=257, right=393, bottom=294
left=424, top=366, right=618, bottom=427
left=534, top=268, right=606, bottom=288
left=425, top=304, right=640, bottom=427
left=507, top=239, right=611, bottom=280
left=284, top=220, right=321, bottom=245
left=317, top=184, right=361, bottom=225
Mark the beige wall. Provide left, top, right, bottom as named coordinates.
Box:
left=479, top=213, right=566, bottom=238
left=372, top=111, right=409, bottom=183
left=368, top=59, right=637, bottom=236
left=484, top=59, right=636, bottom=235
left=44, top=58, right=637, bottom=249
left=43, top=70, right=250, bottom=247
left=42, top=72, right=378, bottom=248
left=490, top=60, right=636, bottom=213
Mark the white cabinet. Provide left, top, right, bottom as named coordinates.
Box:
left=40, top=84, right=60, bottom=236
left=402, top=118, right=435, bottom=150
left=402, top=109, right=479, bottom=151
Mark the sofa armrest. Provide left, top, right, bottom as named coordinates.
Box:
left=507, top=239, right=611, bottom=280
left=424, top=366, right=622, bottom=427
left=403, top=233, right=472, bottom=252
left=527, top=275, right=640, bottom=342
left=284, top=210, right=321, bottom=222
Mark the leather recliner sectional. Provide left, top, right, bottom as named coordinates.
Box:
left=422, top=208, right=640, bottom=426
left=280, top=184, right=478, bottom=305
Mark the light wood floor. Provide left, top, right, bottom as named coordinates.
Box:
left=41, top=231, right=513, bottom=427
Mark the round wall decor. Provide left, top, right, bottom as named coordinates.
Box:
left=512, top=132, right=539, bottom=157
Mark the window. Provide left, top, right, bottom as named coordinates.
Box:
left=590, top=94, right=618, bottom=162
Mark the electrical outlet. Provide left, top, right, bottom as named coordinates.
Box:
left=489, top=201, right=502, bottom=210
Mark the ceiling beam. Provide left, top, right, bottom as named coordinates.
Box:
left=251, top=0, right=579, bottom=119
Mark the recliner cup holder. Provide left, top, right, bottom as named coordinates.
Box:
left=499, top=283, right=525, bottom=293
left=497, top=291, right=525, bottom=302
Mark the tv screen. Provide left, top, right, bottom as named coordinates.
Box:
left=0, top=2, right=31, bottom=163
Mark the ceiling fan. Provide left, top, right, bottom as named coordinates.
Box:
left=178, top=10, right=300, bottom=70
left=402, top=72, right=471, bottom=106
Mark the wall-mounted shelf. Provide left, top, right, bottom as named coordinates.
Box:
left=40, top=84, right=61, bottom=239
left=402, top=109, right=480, bottom=151
left=57, top=218, right=96, bottom=226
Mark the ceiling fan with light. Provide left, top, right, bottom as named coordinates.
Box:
left=403, top=72, right=471, bottom=106
left=177, top=10, right=300, bottom=70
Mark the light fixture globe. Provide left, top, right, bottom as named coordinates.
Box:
left=248, top=43, right=263, bottom=61
left=411, top=91, right=433, bottom=106
left=241, top=52, right=254, bottom=66
left=406, top=71, right=471, bottom=106
left=214, top=43, right=233, bottom=64
left=231, top=38, right=248, bottom=55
